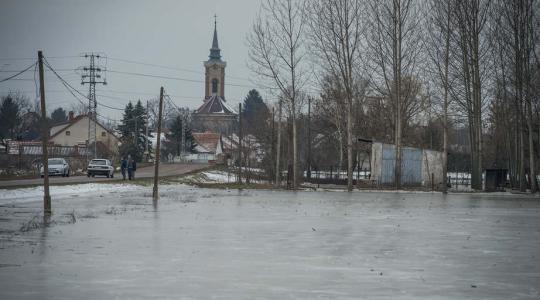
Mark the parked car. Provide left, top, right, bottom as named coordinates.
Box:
left=87, top=159, right=114, bottom=178
left=40, top=158, right=70, bottom=178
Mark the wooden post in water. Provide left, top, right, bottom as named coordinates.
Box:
left=38, top=51, right=51, bottom=214
left=152, top=87, right=164, bottom=200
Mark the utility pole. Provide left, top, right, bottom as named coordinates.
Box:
left=153, top=87, right=164, bottom=200
left=38, top=51, right=51, bottom=214
left=238, top=103, right=242, bottom=184
left=307, top=96, right=311, bottom=180
left=145, top=100, right=149, bottom=162
left=81, top=53, right=106, bottom=160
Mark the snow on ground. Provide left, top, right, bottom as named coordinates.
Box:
left=0, top=183, right=146, bottom=204
left=200, top=170, right=233, bottom=183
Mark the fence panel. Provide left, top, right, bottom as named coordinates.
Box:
left=401, top=147, right=422, bottom=185
left=381, top=145, right=395, bottom=184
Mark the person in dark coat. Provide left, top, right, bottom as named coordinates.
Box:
left=127, top=155, right=136, bottom=180
left=120, top=156, right=127, bottom=180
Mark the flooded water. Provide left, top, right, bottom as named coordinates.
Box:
left=1, top=185, right=539, bottom=299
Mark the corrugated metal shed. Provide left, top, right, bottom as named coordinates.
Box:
left=371, top=142, right=444, bottom=188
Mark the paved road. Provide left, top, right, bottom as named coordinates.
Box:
left=0, top=163, right=208, bottom=188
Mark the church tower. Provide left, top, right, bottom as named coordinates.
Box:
left=204, top=18, right=226, bottom=99
left=193, top=17, right=237, bottom=136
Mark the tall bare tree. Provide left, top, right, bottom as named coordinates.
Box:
left=306, top=0, right=366, bottom=191
left=247, top=0, right=307, bottom=189
left=447, top=0, right=491, bottom=191
left=368, top=0, right=423, bottom=189
left=491, top=0, right=538, bottom=192
left=426, top=0, right=453, bottom=193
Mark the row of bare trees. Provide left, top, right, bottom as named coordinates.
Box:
left=248, top=0, right=540, bottom=192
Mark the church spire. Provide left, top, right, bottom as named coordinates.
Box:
left=209, top=15, right=221, bottom=60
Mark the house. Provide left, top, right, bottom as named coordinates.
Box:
left=192, top=131, right=224, bottom=162
left=48, top=112, right=120, bottom=154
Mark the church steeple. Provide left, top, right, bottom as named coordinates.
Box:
left=209, top=15, right=221, bottom=61
left=204, top=15, right=226, bottom=100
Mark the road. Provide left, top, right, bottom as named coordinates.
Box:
left=0, top=163, right=208, bottom=188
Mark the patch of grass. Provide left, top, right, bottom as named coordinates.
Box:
left=194, top=182, right=275, bottom=190
left=65, top=210, right=76, bottom=224
left=19, top=215, right=53, bottom=232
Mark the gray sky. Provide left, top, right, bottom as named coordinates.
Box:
left=0, top=0, right=266, bottom=122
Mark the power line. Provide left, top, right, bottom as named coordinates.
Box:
left=0, top=62, right=37, bottom=83
left=43, top=58, right=124, bottom=111
left=0, top=55, right=81, bottom=61
left=106, top=69, right=258, bottom=89
left=107, top=57, right=251, bottom=82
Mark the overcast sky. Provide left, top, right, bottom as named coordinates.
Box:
left=0, top=0, right=267, bottom=122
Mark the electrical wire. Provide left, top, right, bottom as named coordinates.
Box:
left=0, top=62, right=37, bottom=83
left=107, top=57, right=251, bottom=82
left=106, top=70, right=257, bottom=89
left=43, top=58, right=124, bottom=111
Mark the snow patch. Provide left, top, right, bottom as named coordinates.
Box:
left=0, top=183, right=145, bottom=205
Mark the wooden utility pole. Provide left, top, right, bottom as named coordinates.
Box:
left=38, top=51, right=51, bottom=214
left=238, top=103, right=242, bottom=184
left=152, top=87, right=164, bottom=200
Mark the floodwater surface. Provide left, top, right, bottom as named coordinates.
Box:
left=1, top=185, right=539, bottom=299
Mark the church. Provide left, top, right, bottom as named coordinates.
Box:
left=192, top=19, right=238, bottom=136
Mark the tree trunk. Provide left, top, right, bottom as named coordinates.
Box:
left=527, top=99, right=537, bottom=192
left=275, top=99, right=282, bottom=187
left=347, top=99, right=353, bottom=191
left=292, top=106, right=298, bottom=189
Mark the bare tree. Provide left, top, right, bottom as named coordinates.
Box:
left=247, top=0, right=307, bottom=189
left=446, top=0, right=491, bottom=191
left=426, top=0, right=453, bottom=193
left=367, top=0, right=423, bottom=189
left=306, top=0, right=367, bottom=191
left=490, top=0, right=538, bottom=192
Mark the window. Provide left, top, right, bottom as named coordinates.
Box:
left=212, top=78, right=219, bottom=94
left=90, top=159, right=107, bottom=165
left=65, top=131, right=70, bottom=136
left=101, top=131, right=106, bottom=137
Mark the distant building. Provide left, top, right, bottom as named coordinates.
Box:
left=192, top=19, right=237, bottom=136
left=48, top=111, right=120, bottom=154
left=370, top=142, right=444, bottom=188
left=192, top=131, right=224, bottom=162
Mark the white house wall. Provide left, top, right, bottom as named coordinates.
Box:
left=49, top=116, right=119, bottom=152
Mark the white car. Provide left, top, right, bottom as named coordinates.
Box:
left=87, top=159, right=115, bottom=178
left=40, top=158, right=70, bottom=178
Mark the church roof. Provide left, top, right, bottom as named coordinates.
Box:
left=195, top=94, right=236, bottom=115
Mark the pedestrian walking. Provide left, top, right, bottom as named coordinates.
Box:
left=127, top=155, right=136, bottom=180
left=120, top=156, right=127, bottom=180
